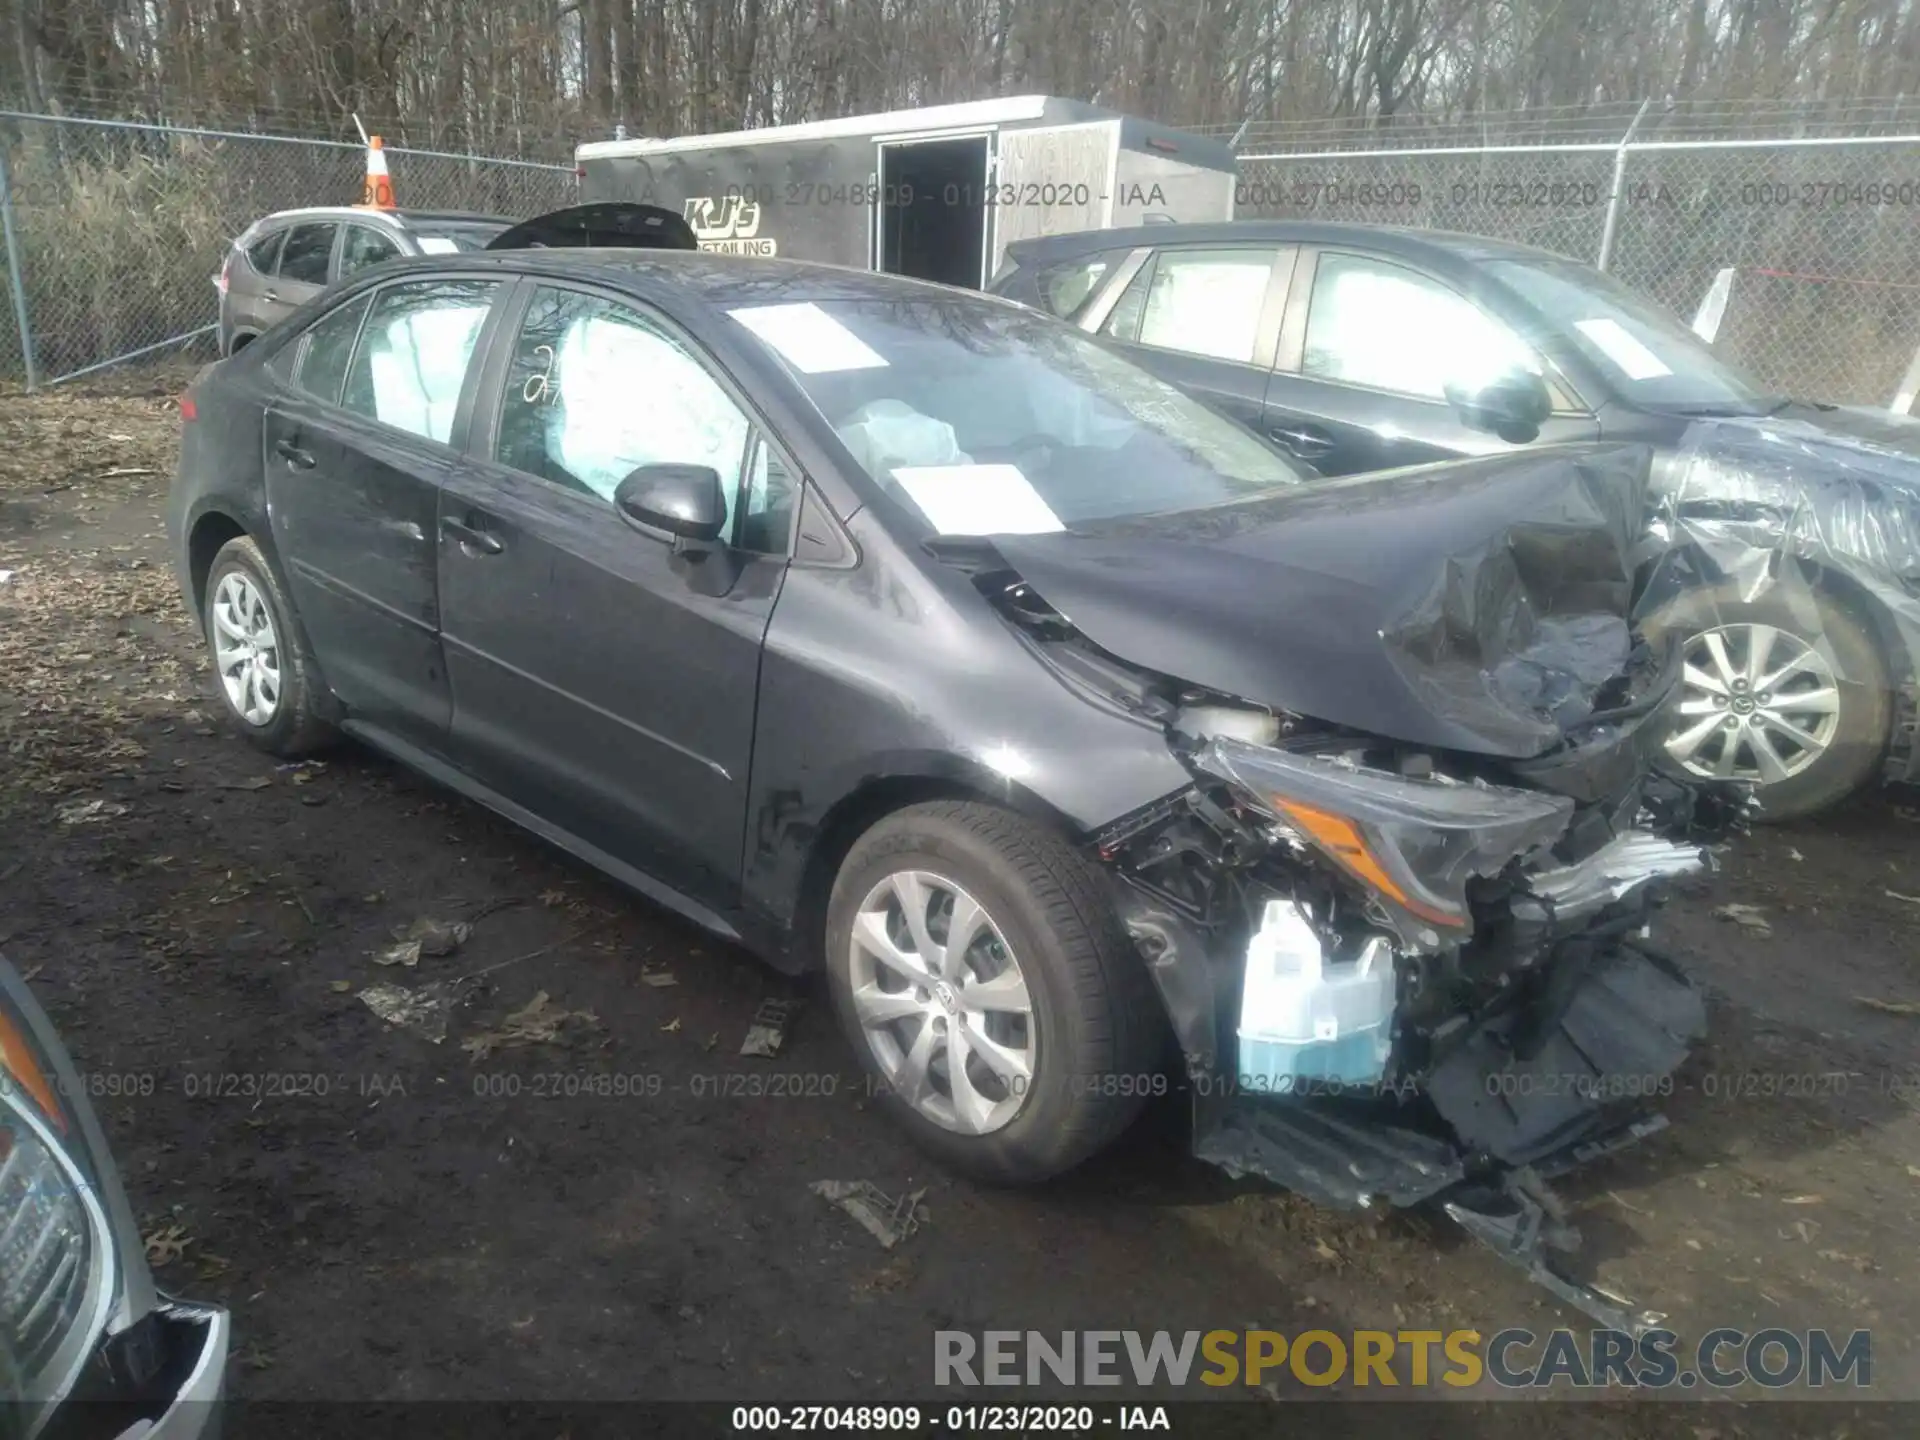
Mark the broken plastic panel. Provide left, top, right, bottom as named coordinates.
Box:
left=1194, top=737, right=1574, bottom=947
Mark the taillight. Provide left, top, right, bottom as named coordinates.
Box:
left=180, top=394, right=198, bottom=422
left=215, top=253, right=231, bottom=296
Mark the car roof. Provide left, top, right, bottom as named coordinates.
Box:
left=1007, top=219, right=1574, bottom=269
left=409, top=248, right=1042, bottom=310
left=252, top=206, right=511, bottom=230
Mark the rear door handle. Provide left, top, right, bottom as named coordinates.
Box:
left=274, top=437, right=315, bottom=469
left=442, top=516, right=505, bottom=556
left=1268, top=424, right=1335, bottom=460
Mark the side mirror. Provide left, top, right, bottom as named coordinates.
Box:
left=1444, top=368, right=1553, bottom=444
left=613, top=463, right=727, bottom=542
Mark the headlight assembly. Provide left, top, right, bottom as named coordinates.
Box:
left=0, top=1008, right=116, bottom=1425
left=1194, top=736, right=1574, bottom=947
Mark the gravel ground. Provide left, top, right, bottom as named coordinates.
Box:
left=2, top=370, right=1917, bottom=1435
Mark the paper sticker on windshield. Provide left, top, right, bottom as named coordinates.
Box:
left=1574, top=318, right=1672, bottom=381
left=893, top=464, right=1065, bottom=536
left=415, top=237, right=460, bottom=255
left=729, top=302, right=887, bottom=374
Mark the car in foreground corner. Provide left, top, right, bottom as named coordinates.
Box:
left=168, top=209, right=1744, bottom=1325
left=993, top=220, right=1920, bottom=820
left=0, top=955, right=229, bottom=1439
left=215, top=206, right=511, bottom=357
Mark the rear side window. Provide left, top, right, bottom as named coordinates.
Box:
left=277, top=224, right=337, bottom=285
left=341, top=279, right=499, bottom=443
left=1034, top=250, right=1128, bottom=319
left=295, top=294, right=372, bottom=405
left=1133, top=248, right=1280, bottom=363
left=245, top=230, right=285, bottom=274
left=339, top=226, right=402, bottom=277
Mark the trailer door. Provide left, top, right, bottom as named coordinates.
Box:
left=874, top=133, right=993, bottom=288
left=988, top=122, right=1119, bottom=279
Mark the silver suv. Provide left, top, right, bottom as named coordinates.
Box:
left=214, top=207, right=509, bottom=356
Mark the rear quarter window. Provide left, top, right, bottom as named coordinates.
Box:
left=1033, top=250, right=1129, bottom=319
left=244, top=230, right=285, bottom=274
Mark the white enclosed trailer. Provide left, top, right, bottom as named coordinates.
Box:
left=574, top=95, right=1239, bottom=289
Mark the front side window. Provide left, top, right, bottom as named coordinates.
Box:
left=495, top=286, right=752, bottom=531
left=731, top=297, right=1308, bottom=536
left=339, top=226, right=402, bottom=277
left=340, top=279, right=499, bottom=442
left=1135, top=248, right=1280, bottom=363
left=1484, top=257, right=1770, bottom=413
left=277, top=223, right=337, bottom=286
left=295, top=294, right=371, bottom=405
left=1302, top=252, right=1534, bottom=400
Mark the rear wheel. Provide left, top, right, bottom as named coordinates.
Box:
left=203, top=536, right=331, bottom=757
left=824, top=801, right=1161, bottom=1185
left=1646, top=582, right=1889, bottom=821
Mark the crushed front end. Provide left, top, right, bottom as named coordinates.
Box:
left=970, top=444, right=1751, bottom=1328
left=1096, top=699, right=1740, bottom=1330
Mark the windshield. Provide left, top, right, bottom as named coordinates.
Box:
left=728, top=298, right=1308, bottom=535
left=1486, top=257, right=1775, bottom=414
left=408, top=223, right=507, bottom=255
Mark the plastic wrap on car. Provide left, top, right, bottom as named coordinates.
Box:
left=1640, top=415, right=1920, bottom=775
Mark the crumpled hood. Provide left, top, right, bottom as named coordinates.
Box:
left=991, top=443, right=1653, bottom=759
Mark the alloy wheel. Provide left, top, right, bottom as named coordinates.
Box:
left=846, top=869, right=1036, bottom=1135
left=1665, top=622, right=1842, bottom=785
left=210, top=571, right=282, bottom=727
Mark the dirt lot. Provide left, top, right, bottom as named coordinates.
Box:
left=3, top=372, right=1917, bottom=1434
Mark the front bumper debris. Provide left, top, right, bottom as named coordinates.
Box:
left=1189, top=943, right=1704, bottom=1333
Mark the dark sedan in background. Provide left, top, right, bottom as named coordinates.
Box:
left=1, top=955, right=228, bottom=1439
left=993, top=221, right=1920, bottom=819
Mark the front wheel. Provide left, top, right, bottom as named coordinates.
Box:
left=1645, top=582, right=1890, bottom=821
left=824, top=801, right=1162, bottom=1185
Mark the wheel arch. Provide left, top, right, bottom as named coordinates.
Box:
left=775, top=762, right=1092, bottom=974
left=1641, top=541, right=1912, bottom=683
left=187, top=507, right=342, bottom=722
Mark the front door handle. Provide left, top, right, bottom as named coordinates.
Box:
left=274, top=437, right=315, bottom=469
left=442, top=516, right=505, bottom=556
left=1268, top=424, right=1334, bottom=460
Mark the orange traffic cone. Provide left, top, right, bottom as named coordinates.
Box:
left=359, top=136, right=396, bottom=209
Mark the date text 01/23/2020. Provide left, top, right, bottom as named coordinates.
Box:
left=729, top=1405, right=1173, bottom=1432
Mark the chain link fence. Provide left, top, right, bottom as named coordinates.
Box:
left=1233, top=124, right=1920, bottom=409
left=8, top=106, right=1920, bottom=406
left=0, top=112, right=576, bottom=386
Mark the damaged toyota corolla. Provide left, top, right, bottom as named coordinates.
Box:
left=171, top=254, right=1747, bottom=1327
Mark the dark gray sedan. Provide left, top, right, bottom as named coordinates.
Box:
left=994, top=220, right=1920, bottom=819
left=167, top=218, right=1741, bottom=1326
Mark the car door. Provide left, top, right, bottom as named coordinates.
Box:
left=262, top=275, right=505, bottom=748
left=437, top=280, right=792, bottom=910
left=258, top=221, right=337, bottom=329
left=1084, top=244, right=1295, bottom=433
left=1262, top=247, right=1599, bottom=475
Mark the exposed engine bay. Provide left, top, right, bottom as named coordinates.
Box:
left=934, top=444, right=1752, bottom=1329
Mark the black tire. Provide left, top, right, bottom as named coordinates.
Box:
left=824, top=800, right=1162, bottom=1185
left=202, top=536, right=332, bottom=757
left=1642, top=580, right=1889, bottom=821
